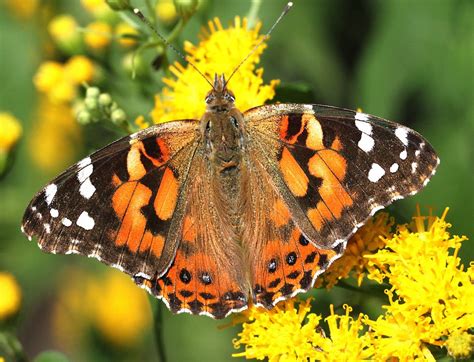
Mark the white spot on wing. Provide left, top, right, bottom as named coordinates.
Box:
left=358, top=134, right=374, bottom=152
left=395, top=127, right=409, bottom=146
left=355, top=120, right=372, bottom=134
left=76, top=211, right=95, bottom=230
left=368, top=163, right=385, bottom=182
left=50, top=208, right=59, bottom=218
left=415, top=150, right=421, bottom=157
left=77, top=158, right=96, bottom=199
left=400, top=149, right=408, bottom=160
left=80, top=179, right=96, bottom=199
left=43, top=223, right=51, bottom=234
left=411, top=162, right=418, bottom=173
left=355, top=112, right=369, bottom=122
left=390, top=163, right=399, bottom=173
left=61, top=218, right=72, bottom=227
left=45, top=184, right=57, bottom=205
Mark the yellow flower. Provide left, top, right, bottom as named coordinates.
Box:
left=151, top=17, right=279, bottom=123
left=0, top=272, right=22, bottom=320
left=366, top=293, right=437, bottom=361
left=156, top=0, right=178, bottom=24
left=34, top=61, right=64, bottom=93
left=63, top=55, right=95, bottom=84
left=34, top=57, right=95, bottom=104
left=48, top=14, right=82, bottom=53
left=5, top=0, right=38, bottom=19
left=366, top=207, right=473, bottom=360
left=53, top=268, right=151, bottom=350
left=93, top=271, right=152, bottom=347
left=29, top=97, right=81, bottom=172
left=318, top=212, right=394, bottom=288
left=0, top=112, right=22, bottom=152
left=233, top=299, right=322, bottom=361
left=134, top=115, right=150, bottom=129
left=85, top=21, right=112, bottom=50
left=311, top=305, right=373, bottom=361
left=81, top=0, right=115, bottom=20
left=115, top=22, right=139, bottom=47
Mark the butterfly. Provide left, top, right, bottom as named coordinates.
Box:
left=21, top=72, right=439, bottom=319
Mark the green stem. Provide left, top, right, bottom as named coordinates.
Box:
left=145, top=0, right=157, bottom=25
left=247, top=0, right=263, bottom=28
left=335, top=279, right=389, bottom=296
left=153, top=300, right=167, bottom=362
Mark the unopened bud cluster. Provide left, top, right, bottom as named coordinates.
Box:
left=77, top=86, right=127, bottom=126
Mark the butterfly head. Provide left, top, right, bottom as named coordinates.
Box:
left=205, top=74, right=235, bottom=112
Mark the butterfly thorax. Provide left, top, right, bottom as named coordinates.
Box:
left=201, top=74, right=244, bottom=173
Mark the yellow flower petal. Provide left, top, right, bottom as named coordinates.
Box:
left=85, top=21, right=112, bottom=50
left=63, top=55, right=95, bottom=84
left=0, top=112, right=22, bottom=152
left=0, top=272, right=22, bottom=320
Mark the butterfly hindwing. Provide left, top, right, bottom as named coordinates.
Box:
left=22, top=120, right=199, bottom=280
left=134, top=151, right=248, bottom=318
left=244, top=103, right=439, bottom=306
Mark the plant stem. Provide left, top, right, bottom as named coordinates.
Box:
left=247, top=0, right=262, bottom=28
left=153, top=300, right=167, bottom=362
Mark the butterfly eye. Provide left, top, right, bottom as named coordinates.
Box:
left=205, top=120, right=212, bottom=132
left=205, top=94, right=215, bottom=104
left=225, top=92, right=235, bottom=102
left=230, top=116, right=239, bottom=128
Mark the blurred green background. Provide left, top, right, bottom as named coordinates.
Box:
left=0, top=0, right=473, bottom=361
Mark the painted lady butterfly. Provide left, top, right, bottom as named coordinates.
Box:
left=21, top=7, right=439, bottom=319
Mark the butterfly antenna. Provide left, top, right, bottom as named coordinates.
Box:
left=132, top=8, right=214, bottom=89
left=225, top=1, right=294, bottom=86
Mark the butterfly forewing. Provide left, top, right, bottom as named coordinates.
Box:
left=243, top=104, right=439, bottom=306
left=22, top=120, right=199, bottom=279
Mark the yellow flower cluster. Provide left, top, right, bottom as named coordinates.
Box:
left=34, top=56, right=95, bottom=104
left=365, top=207, right=473, bottom=360
left=233, top=300, right=373, bottom=361
left=0, top=272, right=22, bottom=320
left=234, top=208, right=473, bottom=361
left=0, top=112, right=22, bottom=152
left=317, top=212, right=394, bottom=288
left=53, top=268, right=151, bottom=349
left=151, top=17, right=279, bottom=123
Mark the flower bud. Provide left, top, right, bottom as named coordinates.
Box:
left=77, top=110, right=92, bottom=125
left=111, top=109, right=127, bottom=124
left=174, top=0, right=198, bottom=19
left=98, top=93, right=112, bottom=106
left=105, top=0, right=131, bottom=11
left=86, top=87, right=100, bottom=98
left=48, top=15, right=83, bottom=55
left=84, top=97, right=98, bottom=111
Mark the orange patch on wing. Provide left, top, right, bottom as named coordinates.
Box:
left=279, top=115, right=305, bottom=144
left=111, top=173, right=122, bottom=187
left=308, top=150, right=352, bottom=220
left=127, top=143, right=147, bottom=180
left=150, top=234, right=165, bottom=258
left=270, top=199, right=291, bottom=227
left=280, top=147, right=309, bottom=197
left=139, top=231, right=154, bottom=253
left=112, top=182, right=152, bottom=248
left=154, top=167, right=179, bottom=221
left=331, top=136, right=343, bottom=151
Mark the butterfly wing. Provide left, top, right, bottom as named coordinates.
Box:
left=134, top=150, right=248, bottom=318
left=22, top=120, right=199, bottom=280
left=244, top=103, right=439, bottom=307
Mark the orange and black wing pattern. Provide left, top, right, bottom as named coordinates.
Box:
left=244, top=104, right=439, bottom=307
left=22, top=120, right=199, bottom=280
